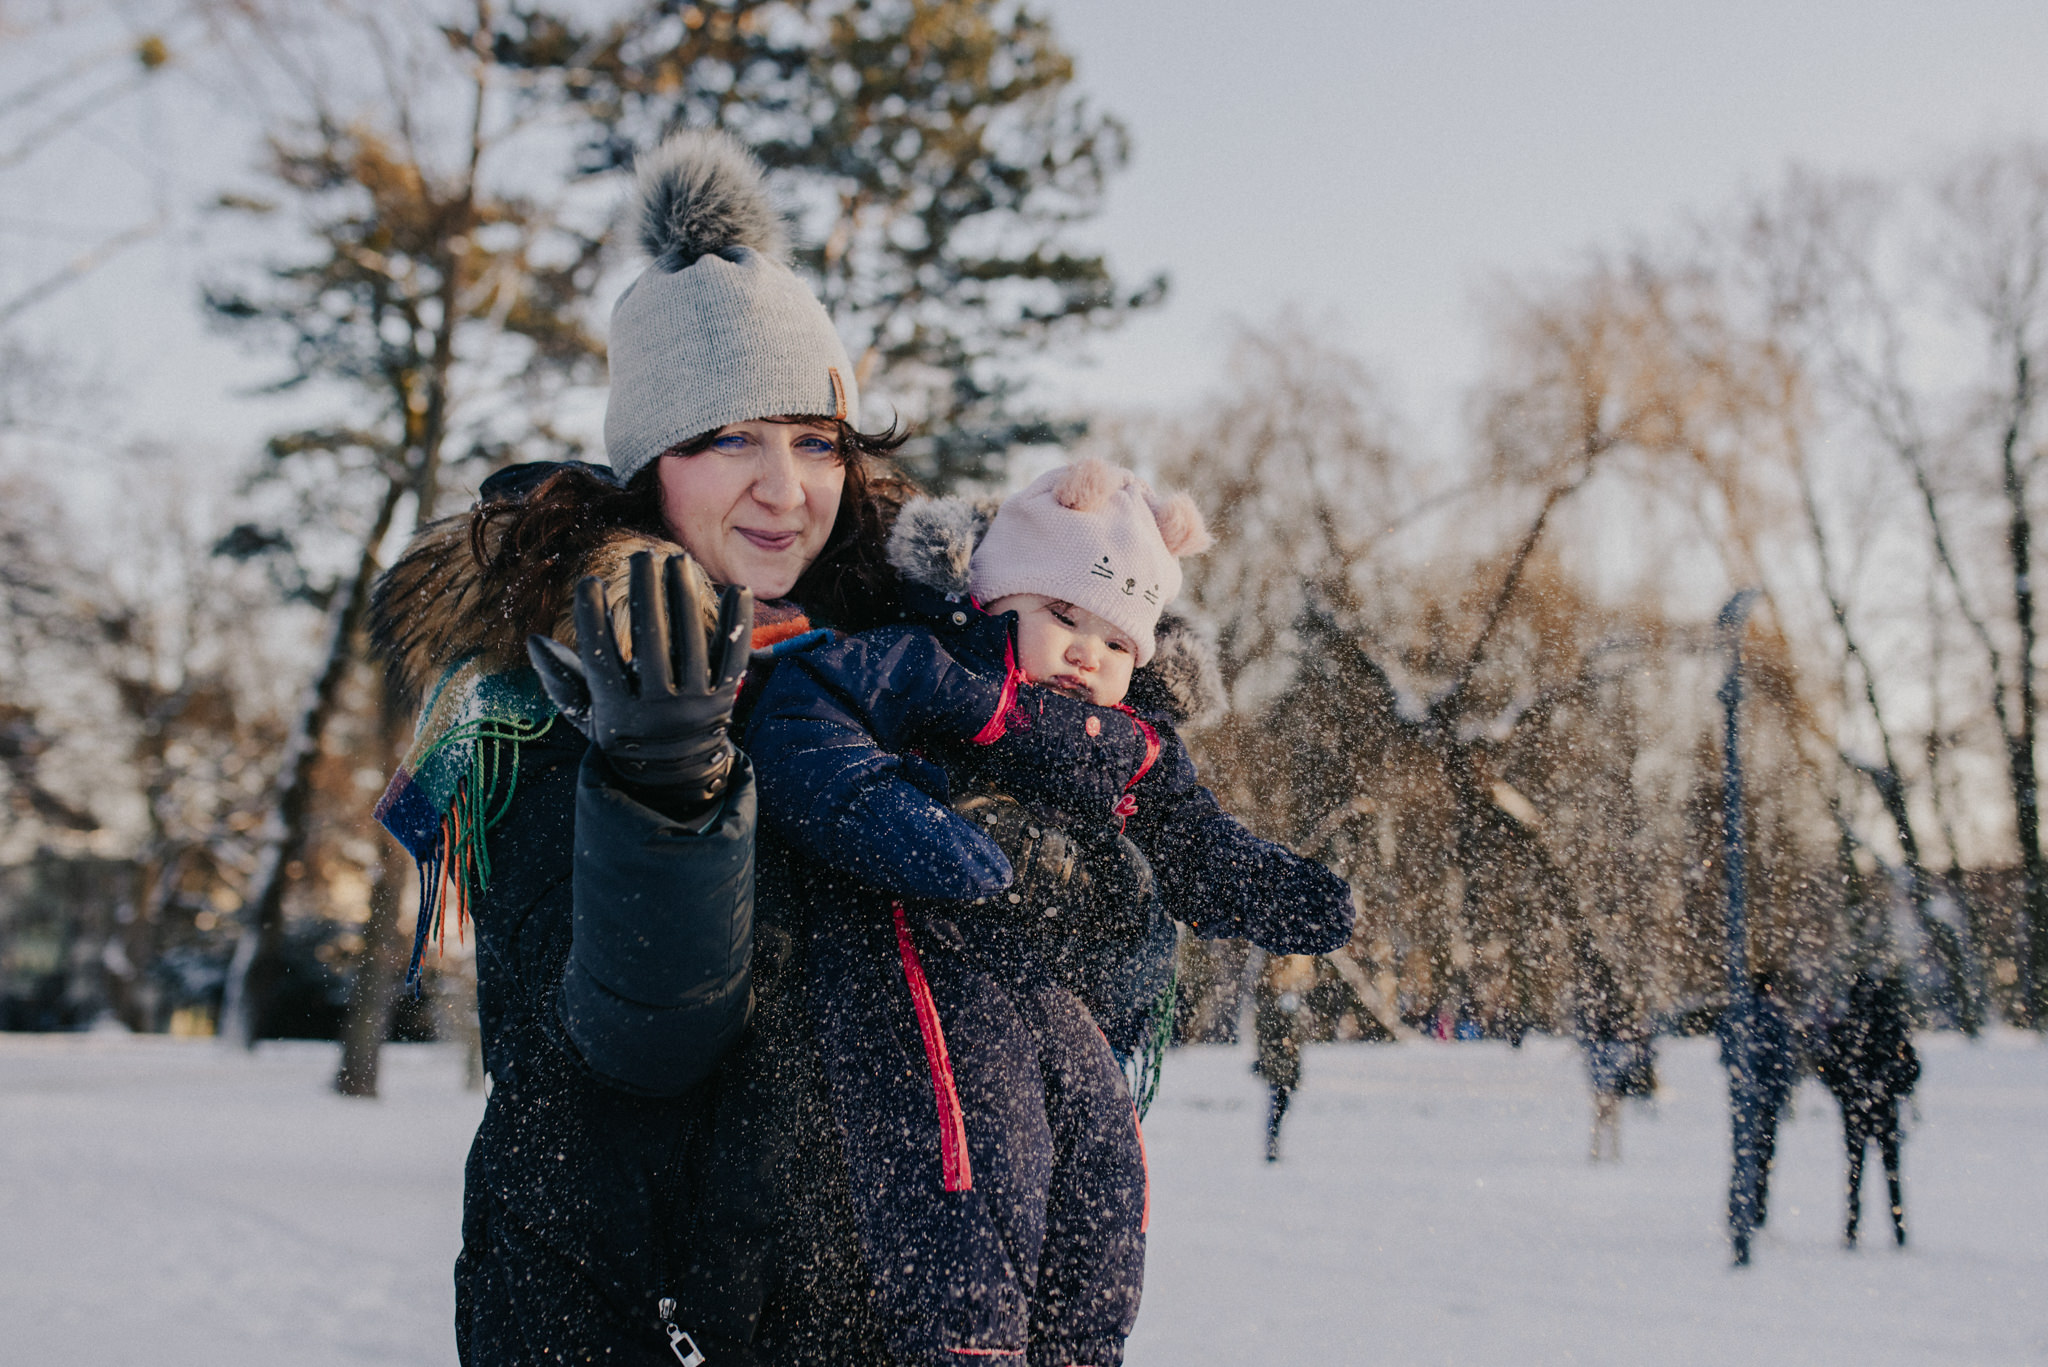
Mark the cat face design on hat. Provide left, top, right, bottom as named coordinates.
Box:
left=1087, top=552, right=1164, bottom=605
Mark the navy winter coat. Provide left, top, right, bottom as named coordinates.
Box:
left=749, top=577, right=1356, bottom=960
left=1813, top=973, right=1920, bottom=1126
left=373, top=503, right=894, bottom=1366
left=744, top=580, right=1355, bottom=1365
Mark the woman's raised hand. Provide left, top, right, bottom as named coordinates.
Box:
left=528, top=551, right=754, bottom=815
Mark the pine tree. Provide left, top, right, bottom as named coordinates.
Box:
left=493, top=0, right=1163, bottom=490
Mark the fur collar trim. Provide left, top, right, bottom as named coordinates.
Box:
left=370, top=515, right=706, bottom=704
left=886, top=494, right=1225, bottom=727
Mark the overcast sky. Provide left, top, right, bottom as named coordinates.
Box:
left=1028, top=0, right=2048, bottom=444
left=11, top=1, right=2048, bottom=470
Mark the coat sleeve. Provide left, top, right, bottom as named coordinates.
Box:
left=558, top=749, right=759, bottom=1096
left=468, top=729, right=758, bottom=1099
left=745, top=628, right=1014, bottom=900
left=745, top=627, right=1161, bottom=900
left=1124, top=727, right=1356, bottom=955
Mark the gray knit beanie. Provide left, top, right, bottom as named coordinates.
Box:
left=969, top=458, right=1213, bottom=665
left=603, top=129, right=859, bottom=485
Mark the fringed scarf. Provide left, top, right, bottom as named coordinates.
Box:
left=375, top=602, right=822, bottom=990
left=374, top=659, right=557, bottom=990
left=1125, top=966, right=1178, bottom=1120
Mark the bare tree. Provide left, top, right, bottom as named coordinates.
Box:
left=1740, top=148, right=2048, bottom=1022
left=0, top=10, right=174, bottom=324
left=92, top=462, right=294, bottom=1031
left=199, top=0, right=608, bottom=1076
left=0, top=471, right=104, bottom=844
left=1123, top=295, right=1759, bottom=1030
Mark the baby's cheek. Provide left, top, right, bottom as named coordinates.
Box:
left=1088, top=677, right=1129, bottom=707
left=1097, top=660, right=1135, bottom=706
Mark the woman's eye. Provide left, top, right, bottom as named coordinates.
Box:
left=712, top=434, right=750, bottom=452
left=796, top=436, right=839, bottom=457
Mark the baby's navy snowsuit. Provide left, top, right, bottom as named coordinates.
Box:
left=747, top=560, right=1354, bottom=1367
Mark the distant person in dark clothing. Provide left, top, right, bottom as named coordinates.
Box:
left=1812, top=970, right=1920, bottom=1247
left=1254, top=954, right=1318, bottom=1162
left=1745, top=973, right=1800, bottom=1227
left=1576, top=957, right=1656, bottom=1162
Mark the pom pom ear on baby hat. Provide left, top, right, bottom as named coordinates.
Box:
left=1050, top=455, right=1126, bottom=513
left=1148, top=489, right=1213, bottom=557
left=969, top=458, right=1209, bottom=667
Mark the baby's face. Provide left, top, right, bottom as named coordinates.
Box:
left=984, top=593, right=1139, bottom=706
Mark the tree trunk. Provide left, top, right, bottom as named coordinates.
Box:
left=1996, top=353, right=2046, bottom=1026
left=220, top=480, right=405, bottom=1047
left=333, top=702, right=415, bottom=1096
left=334, top=816, right=413, bottom=1095
left=1863, top=764, right=1981, bottom=1032
left=1803, top=424, right=1985, bottom=1031
left=1438, top=741, right=1493, bottom=1014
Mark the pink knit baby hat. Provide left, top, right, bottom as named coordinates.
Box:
left=969, top=457, right=1213, bottom=665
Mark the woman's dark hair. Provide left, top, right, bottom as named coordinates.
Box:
left=471, top=417, right=914, bottom=635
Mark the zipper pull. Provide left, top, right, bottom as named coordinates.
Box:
left=656, top=1298, right=707, bottom=1366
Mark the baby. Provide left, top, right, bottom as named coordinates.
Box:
left=747, top=458, right=1353, bottom=1367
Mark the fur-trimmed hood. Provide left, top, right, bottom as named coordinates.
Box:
left=885, top=493, right=1225, bottom=728
left=370, top=514, right=707, bottom=705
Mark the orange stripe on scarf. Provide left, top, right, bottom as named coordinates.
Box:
left=749, top=615, right=813, bottom=650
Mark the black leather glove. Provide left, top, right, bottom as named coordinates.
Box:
left=527, top=551, right=753, bottom=816
left=956, top=791, right=1155, bottom=942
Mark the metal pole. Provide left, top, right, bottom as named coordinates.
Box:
left=1718, top=590, right=1759, bottom=1265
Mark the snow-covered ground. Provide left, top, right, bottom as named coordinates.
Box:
left=1133, top=1033, right=2048, bottom=1366
left=2, top=1030, right=2042, bottom=1365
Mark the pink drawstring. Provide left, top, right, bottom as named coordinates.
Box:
left=970, top=636, right=1026, bottom=746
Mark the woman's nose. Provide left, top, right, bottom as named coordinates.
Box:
left=750, top=438, right=804, bottom=511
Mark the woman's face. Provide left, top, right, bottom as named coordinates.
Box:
left=656, top=419, right=846, bottom=599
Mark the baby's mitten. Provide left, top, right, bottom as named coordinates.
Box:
left=953, top=792, right=1155, bottom=942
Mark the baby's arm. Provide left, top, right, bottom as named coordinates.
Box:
left=1122, top=724, right=1354, bottom=955
left=745, top=626, right=1156, bottom=898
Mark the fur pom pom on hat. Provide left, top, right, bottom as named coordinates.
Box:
left=635, top=131, right=790, bottom=270
left=969, top=457, right=1210, bottom=665
left=604, top=128, right=857, bottom=485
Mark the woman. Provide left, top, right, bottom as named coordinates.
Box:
left=372, top=126, right=904, bottom=1364
left=372, top=130, right=1168, bottom=1365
